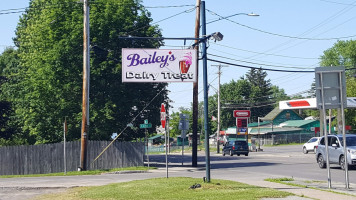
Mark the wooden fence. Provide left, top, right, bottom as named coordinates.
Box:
left=0, top=141, right=144, bottom=175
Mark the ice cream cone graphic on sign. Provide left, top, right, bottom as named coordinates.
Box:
left=179, top=52, right=192, bottom=81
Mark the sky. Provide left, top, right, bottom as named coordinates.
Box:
left=1, top=0, right=356, bottom=115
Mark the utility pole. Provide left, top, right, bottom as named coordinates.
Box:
left=192, top=0, right=200, bottom=168
left=80, top=0, right=90, bottom=171
left=201, top=0, right=211, bottom=183
left=211, top=65, right=227, bottom=153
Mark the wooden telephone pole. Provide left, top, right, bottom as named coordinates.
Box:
left=192, top=0, right=201, bottom=167
left=80, top=0, right=90, bottom=171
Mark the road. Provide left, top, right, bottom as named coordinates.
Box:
left=1, top=144, right=355, bottom=200
left=149, top=145, right=356, bottom=184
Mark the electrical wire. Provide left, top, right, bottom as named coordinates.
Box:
left=124, top=6, right=196, bottom=35
left=208, top=52, right=317, bottom=69
left=210, top=43, right=319, bottom=60
left=209, top=47, right=320, bottom=68
left=207, top=58, right=315, bottom=73
left=91, top=86, right=167, bottom=165
left=206, top=9, right=356, bottom=41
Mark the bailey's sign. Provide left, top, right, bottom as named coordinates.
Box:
left=122, top=49, right=197, bottom=82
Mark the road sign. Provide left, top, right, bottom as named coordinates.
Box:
left=233, top=110, right=250, bottom=118
left=179, top=114, right=189, bottom=130
left=315, top=66, right=346, bottom=109
left=140, top=123, right=152, bottom=129
left=144, top=119, right=148, bottom=124
left=161, top=103, right=166, bottom=128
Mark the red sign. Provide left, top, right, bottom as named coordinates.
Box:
left=236, top=118, right=248, bottom=128
left=160, top=103, right=166, bottom=128
left=233, top=110, right=250, bottom=118
left=287, top=100, right=310, bottom=107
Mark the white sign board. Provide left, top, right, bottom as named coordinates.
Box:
left=122, top=49, right=197, bottom=82
left=279, top=97, right=356, bottom=110
left=279, top=98, right=317, bottom=110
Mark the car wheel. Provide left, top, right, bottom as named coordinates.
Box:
left=229, top=150, right=233, bottom=156
left=245, top=154, right=248, bottom=156
left=313, top=147, right=317, bottom=154
left=303, top=147, right=308, bottom=154
left=340, top=155, right=346, bottom=170
left=237, top=154, right=240, bottom=156
left=317, top=154, right=326, bottom=168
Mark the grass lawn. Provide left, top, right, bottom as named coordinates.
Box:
left=0, top=166, right=151, bottom=178
left=35, top=177, right=293, bottom=200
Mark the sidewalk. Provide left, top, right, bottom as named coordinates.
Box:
left=1, top=165, right=356, bottom=200
left=237, top=176, right=356, bottom=200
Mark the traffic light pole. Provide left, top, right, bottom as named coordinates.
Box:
left=201, top=0, right=211, bottom=183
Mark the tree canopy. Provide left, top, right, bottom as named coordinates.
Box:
left=319, top=39, right=356, bottom=131
left=207, top=68, right=288, bottom=133
left=0, top=0, right=168, bottom=145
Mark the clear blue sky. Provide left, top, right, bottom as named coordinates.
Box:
left=1, top=0, right=355, bottom=114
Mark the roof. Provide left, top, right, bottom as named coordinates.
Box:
left=248, top=127, right=303, bottom=135
left=260, top=107, right=281, bottom=121
left=279, top=120, right=318, bottom=128
left=224, top=126, right=302, bottom=135
left=261, top=107, right=300, bottom=121
left=248, top=121, right=271, bottom=127
left=148, top=135, right=163, bottom=140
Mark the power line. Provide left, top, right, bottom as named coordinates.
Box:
left=208, top=53, right=316, bottom=70
left=125, top=6, right=196, bottom=35
left=209, top=47, right=320, bottom=68
left=207, top=58, right=315, bottom=73
left=211, top=43, right=319, bottom=60
left=319, top=0, right=356, bottom=6
left=206, top=9, right=356, bottom=41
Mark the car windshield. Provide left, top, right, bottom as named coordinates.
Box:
left=308, top=138, right=318, bottom=143
left=339, top=136, right=356, bottom=146
left=235, top=141, right=246, bottom=145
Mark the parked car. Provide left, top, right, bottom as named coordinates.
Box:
left=222, top=140, right=249, bottom=156
left=303, top=137, right=321, bottom=154
left=315, top=134, right=356, bottom=170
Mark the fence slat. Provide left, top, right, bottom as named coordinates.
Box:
left=0, top=141, right=144, bottom=175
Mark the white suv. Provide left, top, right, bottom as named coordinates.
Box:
left=303, top=137, right=320, bottom=154
left=315, top=134, right=356, bottom=170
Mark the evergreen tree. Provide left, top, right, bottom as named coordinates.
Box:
left=245, top=68, right=273, bottom=122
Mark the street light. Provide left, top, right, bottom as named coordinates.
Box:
left=201, top=1, right=226, bottom=183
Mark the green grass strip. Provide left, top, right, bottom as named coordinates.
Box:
left=0, top=166, right=153, bottom=178
left=36, top=177, right=293, bottom=200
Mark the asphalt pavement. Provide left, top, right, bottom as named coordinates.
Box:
left=1, top=149, right=356, bottom=200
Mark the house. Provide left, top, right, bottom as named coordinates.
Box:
left=279, top=120, right=320, bottom=131
left=260, top=107, right=303, bottom=126
left=148, top=134, right=164, bottom=146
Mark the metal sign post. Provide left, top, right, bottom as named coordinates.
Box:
left=161, top=103, right=168, bottom=178
left=63, top=117, right=67, bottom=175
left=315, top=66, right=347, bottom=189
left=179, top=114, right=189, bottom=166
left=140, top=119, right=152, bottom=169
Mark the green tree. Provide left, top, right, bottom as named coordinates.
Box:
left=0, top=48, right=26, bottom=145
left=319, top=40, right=356, bottom=131
left=208, top=68, right=289, bottom=133
left=168, top=107, right=192, bottom=138
left=270, top=85, right=290, bottom=106
left=245, top=68, right=273, bottom=122
left=5, top=0, right=167, bottom=144
left=208, top=78, right=251, bottom=131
